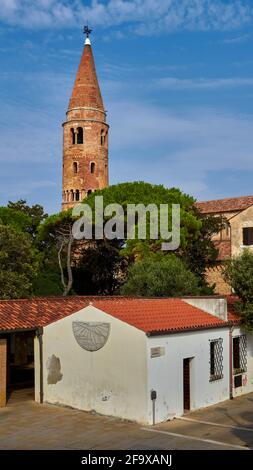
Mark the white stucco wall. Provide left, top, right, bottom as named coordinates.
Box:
left=232, top=327, right=253, bottom=398
left=34, top=304, right=253, bottom=425
left=147, top=328, right=230, bottom=424
left=40, top=306, right=148, bottom=423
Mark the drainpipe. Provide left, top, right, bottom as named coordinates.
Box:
left=36, top=327, right=44, bottom=404
left=229, top=327, right=234, bottom=400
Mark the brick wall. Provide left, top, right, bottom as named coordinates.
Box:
left=206, top=265, right=232, bottom=295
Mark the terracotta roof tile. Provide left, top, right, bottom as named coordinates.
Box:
left=195, top=195, right=253, bottom=214
left=0, top=297, right=229, bottom=335
left=0, top=297, right=93, bottom=332
left=91, top=298, right=228, bottom=334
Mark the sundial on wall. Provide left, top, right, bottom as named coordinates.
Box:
left=72, top=321, right=110, bottom=351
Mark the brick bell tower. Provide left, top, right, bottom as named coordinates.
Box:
left=62, top=26, right=109, bottom=210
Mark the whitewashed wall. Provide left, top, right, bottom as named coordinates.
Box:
left=147, top=328, right=230, bottom=424
left=34, top=305, right=253, bottom=425
left=39, top=306, right=148, bottom=423
left=232, top=327, right=253, bottom=397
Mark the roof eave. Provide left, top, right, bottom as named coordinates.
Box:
left=146, top=322, right=232, bottom=337
left=0, top=327, right=39, bottom=335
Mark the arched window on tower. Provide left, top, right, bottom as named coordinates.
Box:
left=75, top=189, right=80, bottom=202
left=77, top=127, right=83, bottom=144
left=73, top=162, right=78, bottom=174
left=100, top=129, right=105, bottom=146
left=70, top=190, right=74, bottom=202
left=90, top=162, right=95, bottom=174
left=87, top=189, right=92, bottom=196
left=71, top=128, right=75, bottom=145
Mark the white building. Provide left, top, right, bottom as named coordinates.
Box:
left=0, top=296, right=253, bottom=424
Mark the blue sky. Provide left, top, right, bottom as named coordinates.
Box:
left=1, top=0, right=253, bottom=213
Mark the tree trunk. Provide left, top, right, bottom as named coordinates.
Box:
left=63, top=230, right=73, bottom=297
left=58, top=241, right=66, bottom=293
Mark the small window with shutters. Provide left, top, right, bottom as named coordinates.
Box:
left=243, top=227, right=253, bottom=246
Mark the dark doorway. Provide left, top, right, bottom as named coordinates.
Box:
left=8, top=331, right=35, bottom=395
left=183, top=358, right=191, bottom=411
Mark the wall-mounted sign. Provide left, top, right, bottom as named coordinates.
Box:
left=150, top=347, right=165, bottom=358
left=72, top=321, right=110, bottom=352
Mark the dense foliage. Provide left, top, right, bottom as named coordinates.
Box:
left=0, top=182, right=222, bottom=298
left=0, top=225, right=37, bottom=299
left=224, top=250, right=253, bottom=330
left=121, top=254, right=207, bottom=297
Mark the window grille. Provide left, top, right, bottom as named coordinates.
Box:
left=233, top=335, right=247, bottom=374
left=210, top=339, right=223, bottom=382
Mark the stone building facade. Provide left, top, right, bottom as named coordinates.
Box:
left=196, top=196, right=253, bottom=294
left=62, top=36, right=109, bottom=210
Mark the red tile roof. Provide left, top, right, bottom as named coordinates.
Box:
left=0, top=296, right=231, bottom=335
left=0, top=296, right=238, bottom=334
left=0, top=297, right=92, bottom=332
left=92, top=298, right=228, bottom=334
left=196, top=195, right=253, bottom=215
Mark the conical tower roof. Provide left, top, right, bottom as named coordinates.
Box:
left=69, top=38, right=104, bottom=111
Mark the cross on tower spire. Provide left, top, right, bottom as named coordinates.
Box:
left=83, top=25, right=92, bottom=46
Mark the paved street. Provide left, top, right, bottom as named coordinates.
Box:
left=0, top=388, right=253, bottom=450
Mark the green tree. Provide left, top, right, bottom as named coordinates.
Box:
left=38, top=211, right=75, bottom=296
left=0, top=206, right=32, bottom=234
left=36, top=181, right=220, bottom=297
left=7, top=199, right=48, bottom=238
left=85, top=182, right=220, bottom=288
left=184, top=212, right=223, bottom=279
left=73, top=240, right=127, bottom=295
left=121, top=254, right=202, bottom=297
left=224, top=250, right=253, bottom=329
left=0, top=225, right=38, bottom=299
left=86, top=182, right=200, bottom=253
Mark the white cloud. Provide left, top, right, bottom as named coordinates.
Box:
left=1, top=64, right=253, bottom=210
left=0, top=0, right=251, bottom=33
left=221, top=33, right=251, bottom=44
left=108, top=101, right=253, bottom=199
left=156, top=77, right=253, bottom=90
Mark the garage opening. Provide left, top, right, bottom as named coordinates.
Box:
left=7, top=331, right=35, bottom=399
